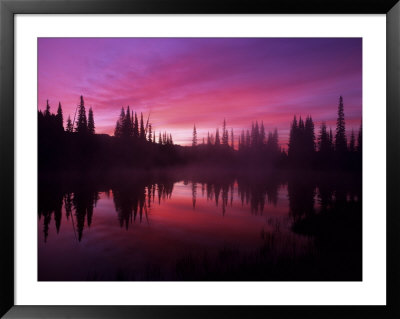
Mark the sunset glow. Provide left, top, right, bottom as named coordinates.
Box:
left=38, top=38, right=362, bottom=146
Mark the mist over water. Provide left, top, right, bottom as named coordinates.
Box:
left=38, top=167, right=361, bottom=281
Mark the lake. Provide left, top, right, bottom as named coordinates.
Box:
left=38, top=167, right=362, bottom=281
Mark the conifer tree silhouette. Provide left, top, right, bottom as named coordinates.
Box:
left=318, top=122, right=330, bottom=154
left=56, top=102, right=63, bottom=131
left=122, top=106, right=132, bottom=138
left=44, top=100, right=51, bottom=117
left=215, top=128, right=220, bottom=146
left=75, top=96, right=88, bottom=134
left=66, top=115, right=73, bottom=133
left=192, top=125, right=197, bottom=147
left=349, top=129, right=355, bottom=152
left=148, top=124, right=152, bottom=142
left=222, top=119, right=229, bottom=146
left=88, top=107, right=95, bottom=135
left=335, top=96, right=347, bottom=153
left=304, top=116, right=315, bottom=154
left=114, top=107, right=125, bottom=137
left=140, top=113, right=145, bottom=140
left=288, top=116, right=298, bottom=159
left=260, top=122, right=266, bottom=145
left=133, top=112, right=139, bottom=139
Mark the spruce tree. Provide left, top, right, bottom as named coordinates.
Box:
left=192, top=125, right=197, bottom=147
left=66, top=115, right=73, bottom=133
left=245, top=130, right=251, bottom=149
left=88, top=107, right=95, bottom=135
left=75, top=95, right=88, bottom=134
left=305, top=116, right=315, bottom=154
left=335, top=96, right=347, bottom=153
left=140, top=113, right=145, bottom=140
left=222, top=119, right=228, bottom=146
left=44, top=100, right=51, bottom=117
left=56, top=102, right=63, bottom=131
left=260, top=122, right=266, bottom=145
left=134, top=112, right=139, bottom=138
left=349, top=129, right=355, bottom=152
left=114, top=107, right=125, bottom=137
left=148, top=124, right=152, bottom=142
left=357, top=125, right=362, bottom=153
left=329, top=128, right=334, bottom=151
left=318, top=122, right=330, bottom=153
left=288, top=116, right=298, bottom=158
left=122, top=106, right=131, bottom=138
left=240, top=130, right=245, bottom=150
left=215, top=128, right=220, bottom=146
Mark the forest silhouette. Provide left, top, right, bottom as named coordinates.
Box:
left=38, top=95, right=362, bottom=172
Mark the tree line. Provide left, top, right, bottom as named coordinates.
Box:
left=38, top=95, right=361, bottom=171
left=188, top=96, right=361, bottom=169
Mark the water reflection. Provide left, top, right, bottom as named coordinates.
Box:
left=38, top=169, right=361, bottom=281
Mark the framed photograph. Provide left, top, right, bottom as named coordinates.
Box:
left=1, top=0, right=399, bottom=318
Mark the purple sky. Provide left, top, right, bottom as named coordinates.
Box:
left=38, top=38, right=362, bottom=147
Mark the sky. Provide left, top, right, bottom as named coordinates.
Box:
left=38, top=38, right=362, bottom=147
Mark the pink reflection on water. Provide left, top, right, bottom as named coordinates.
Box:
left=38, top=182, right=312, bottom=281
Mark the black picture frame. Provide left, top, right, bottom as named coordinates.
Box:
left=1, top=0, right=399, bottom=318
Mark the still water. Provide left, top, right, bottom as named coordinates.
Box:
left=38, top=168, right=362, bottom=281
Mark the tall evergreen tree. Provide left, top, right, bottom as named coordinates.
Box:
left=357, top=125, right=362, bottom=153
left=288, top=116, right=298, bottom=158
left=88, top=107, right=95, bottom=135
left=75, top=95, right=88, bottom=134
left=329, top=128, right=334, bottom=151
left=66, top=115, right=73, bottom=133
left=114, top=107, right=125, bottom=137
left=304, top=116, right=315, bottom=154
left=192, top=125, right=197, bottom=147
left=140, top=113, right=145, bottom=140
left=134, top=112, right=139, bottom=138
left=44, top=100, right=51, bottom=117
left=131, top=110, right=135, bottom=137
left=260, top=122, right=266, bottom=145
left=215, top=128, right=220, bottom=146
left=56, top=102, right=64, bottom=131
left=245, top=130, right=251, bottom=149
left=121, top=106, right=132, bottom=138
left=318, top=122, right=331, bottom=154
left=148, top=124, right=152, bottom=142
left=349, top=129, right=355, bottom=152
left=222, top=119, right=229, bottom=146
left=267, top=129, right=279, bottom=154
left=335, top=96, right=347, bottom=153
left=240, top=130, right=245, bottom=150
left=231, top=128, right=234, bottom=149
